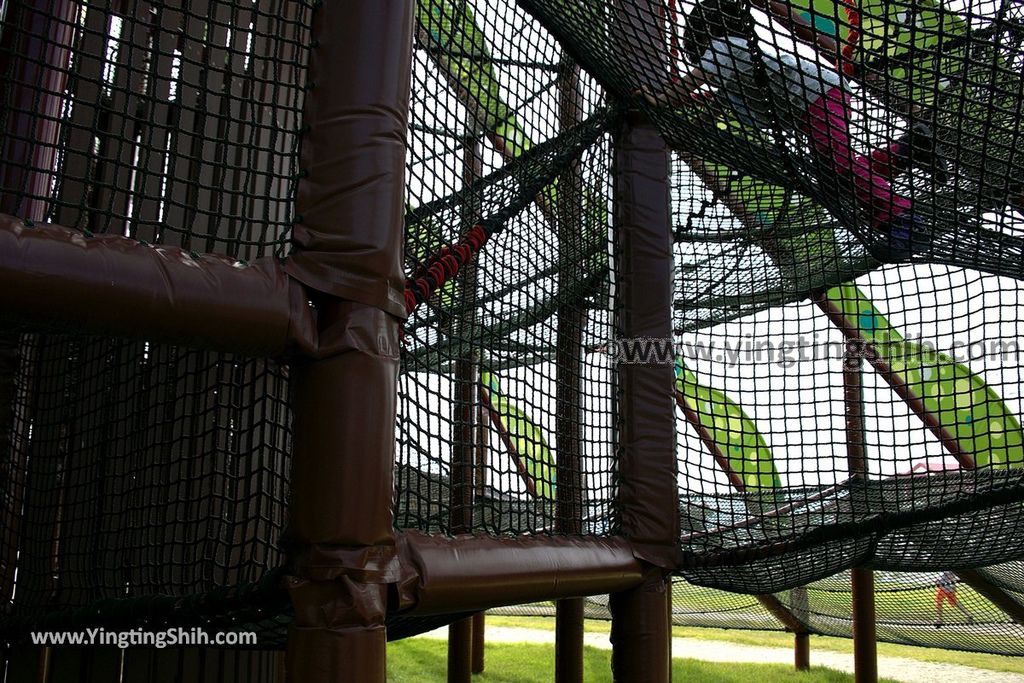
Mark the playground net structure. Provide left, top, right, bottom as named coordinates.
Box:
left=1, top=0, right=1024, bottom=679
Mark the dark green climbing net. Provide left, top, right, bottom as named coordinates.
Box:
left=2, top=0, right=1024, bottom=669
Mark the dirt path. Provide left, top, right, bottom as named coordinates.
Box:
left=417, top=625, right=1023, bottom=683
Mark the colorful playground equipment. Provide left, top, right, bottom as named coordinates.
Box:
left=2, top=0, right=1024, bottom=681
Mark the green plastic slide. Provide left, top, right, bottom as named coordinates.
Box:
left=417, top=0, right=532, bottom=157
left=481, top=370, right=556, bottom=499
left=825, top=284, right=1024, bottom=468
left=675, top=357, right=782, bottom=489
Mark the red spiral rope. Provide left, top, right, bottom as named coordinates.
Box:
left=404, top=223, right=489, bottom=316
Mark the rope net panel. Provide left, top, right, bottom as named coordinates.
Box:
left=496, top=567, right=1024, bottom=655
left=0, top=0, right=310, bottom=258
left=674, top=258, right=1024, bottom=591
left=0, top=0, right=310, bottom=650
left=520, top=0, right=1024, bottom=277
left=397, top=0, right=618, bottom=536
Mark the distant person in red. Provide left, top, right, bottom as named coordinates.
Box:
left=935, top=570, right=974, bottom=628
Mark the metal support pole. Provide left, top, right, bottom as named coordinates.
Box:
left=844, top=341, right=868, bottom=477
left=282, top=4, right=413, bottom=682
left=556, top=598, right=586, bottom=683
left=794, top=632, right=810, bottom=671
left=851, top=568, right=878, bottom=683
left=448, top=617, right=474, bottom=683
left=845, top=341, right=877, bottom=683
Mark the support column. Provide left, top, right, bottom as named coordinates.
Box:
left=845, top=341, right=877, bottom=683
left=555, top=52, right=587, bottom=683
left=448, top=617, right=473, bottom=683
left=447, top=139, right=483, bottom=683
left=795, top=632, right=811, bottom=671
left=851, top=568, right=878, bottom=683
left=472, top=612, right=486, bottom=674
left=609, top=114, right=677, bottom=683
left=607, top=4, right=682, bottom=676
left=282, top=3, right=413, bottom=683
left=0, top=7, right=75, bottom=678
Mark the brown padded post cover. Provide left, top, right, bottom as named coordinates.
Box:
left=610, top=575, right=671, bottom=682
left=395, top=532, right=644, bottom=615
left=283, top=3, right=412, bottom=681
left=0, top=214, right=310, bottom=356
left=284, top=1, right=412, bottom=320
left=613, top=117, right=680, bottom=567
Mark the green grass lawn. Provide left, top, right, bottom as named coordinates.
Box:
left=485, top=616, right=1024, bottom=675
left=388, top=639, right=889, bottom=682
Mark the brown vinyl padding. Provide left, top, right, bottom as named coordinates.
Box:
left=0, top=213, right=314, bottom=356
left=285, top=576, right=388, bottom=682
left=613, top=117, right=680, bottom=568
left=283, top=1, right=412, bottom=320
left=395, top=532, right=645, bottom=615
left=281, top=3, right=412, bottom=680
left=609, top=574, right=672, bottom=683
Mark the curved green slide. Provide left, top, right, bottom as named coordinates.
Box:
left=675, top=358, right=781, bottom=490
left=702, top=156, right=1024, bottom=472
left=824, top=283, right=1024, bottom=468
left=481, top=370, right=556, bottom=500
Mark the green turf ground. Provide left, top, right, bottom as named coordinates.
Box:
left=387, top=639, right=891, bottom=682
left=485, top=616, right=1024, bottom=675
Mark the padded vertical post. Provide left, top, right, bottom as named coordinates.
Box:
left=609, top=114, right=677, bottom=683
left=282, top=3, right=413, bottom=682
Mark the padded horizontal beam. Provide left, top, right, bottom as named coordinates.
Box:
left=0, top=213, right=315, bottom=356
left=395, top=531, right=645, bottom=616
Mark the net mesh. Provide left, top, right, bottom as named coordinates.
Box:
left=1, top=0, right=1024, bottom=668
left=496, top=567, right=1024, bottom=655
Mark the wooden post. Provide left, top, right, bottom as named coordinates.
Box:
left=447, top=138, right=483, bottom=683
left=845, top=341, right=877, bottom=683
left=554, top=52, right=587, bottom=683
